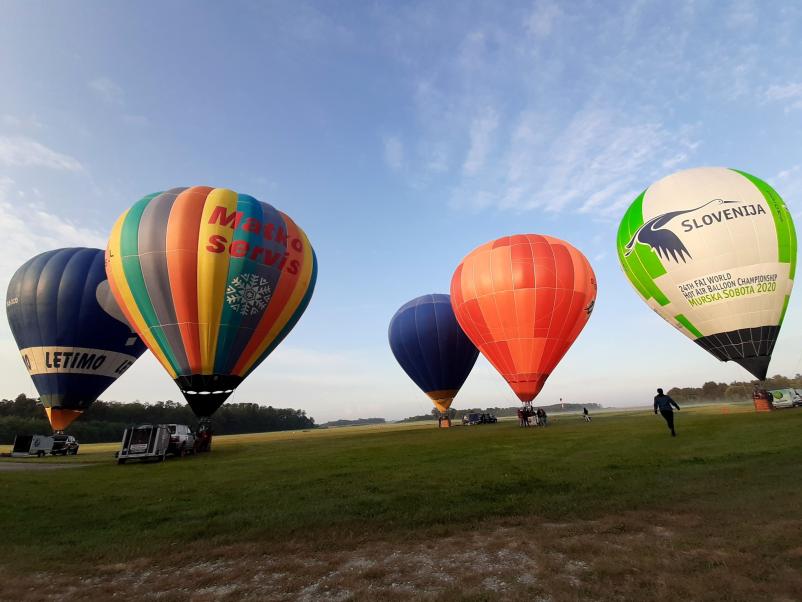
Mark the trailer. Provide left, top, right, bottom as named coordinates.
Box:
left=12, top=434, right=54, bottom=457
left=117, top=424, right=171, bottom=464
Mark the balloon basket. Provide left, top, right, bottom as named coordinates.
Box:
left=753, top=399, right=773, bottom=412
left=437, top=417, right=451, bottom=428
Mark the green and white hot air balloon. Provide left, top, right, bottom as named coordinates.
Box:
left=616, top=167, right=796, bottom=380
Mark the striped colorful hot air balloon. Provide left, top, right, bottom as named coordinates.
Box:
left=105, top=187, right=317, bottom=418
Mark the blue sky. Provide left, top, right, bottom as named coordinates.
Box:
left=2, top=0, right=802, bottom=422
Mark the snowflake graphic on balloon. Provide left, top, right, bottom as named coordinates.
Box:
left=226, top=273, right=272, bottom=316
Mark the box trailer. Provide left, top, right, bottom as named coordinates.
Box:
left=12, top=434, right=54, bottom=457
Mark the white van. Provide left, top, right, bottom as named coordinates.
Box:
left=768, top=389, right=802, bottom=409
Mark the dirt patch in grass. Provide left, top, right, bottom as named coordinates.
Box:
left=3, top=510, right=801, bottom=601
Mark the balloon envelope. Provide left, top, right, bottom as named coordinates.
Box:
left=388, top=294, right=479, bottom=412
left=451, top=235, right=597, bottom=402
left=616, top=167, right=796, bottom=380
left=6, top=248, right=147, bottom=430
left=106, top=187, right=317, bottom=417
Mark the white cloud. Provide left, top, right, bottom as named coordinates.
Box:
left=0, top=178, right=107, bottom=388
left=765, top=82, right=802, bottom=111
left=773, top=164, right=802, bottom=214
left=123, top=114, right=149, bottom=127
left=0, top=136, right=83, bottom=171
left=463, top=107, right=498, bottom=175
left=89, top=77, right=124, bottom=103
left=765, top=83, right=802, bottom=100
left=452, top=107, right=696, bottom=215
left=383, top=135, right=404, bottom=171
left=1, top=114, right=43, bottom=130
left=725, top=0, right=758, bottom=29
left=526, top=0, right=561, bottom=39
left=0, top=191, right=106, bottom=295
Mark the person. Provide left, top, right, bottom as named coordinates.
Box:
left=654, top=388, right=680, bottom=436
left=583, top=407, right=591, bottom=422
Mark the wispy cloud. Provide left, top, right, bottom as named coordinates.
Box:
left=123, top=114, right=149, bottom=127
left=0, top=136, right=83, bottom=171
left=765, top=82, right=802, bottom=111
left=1, top=114, right=43, bottom=130
left=0, top=179, right=106, bottom=296
left=725, top=0, right=758, bottom=29
left=526, top=0, right=561, bottom=40
left=773, top=164, right=802, bottom=217
left=452, top=108, right=697, bottom=215
left=463, top=107, right=498, bottom=175
left=383, top=135, right=404, bottom=171
left=89, top=77, right=124, bottom=104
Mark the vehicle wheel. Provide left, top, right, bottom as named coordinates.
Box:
left=37, top=450, right=45, bottom=457
left=117, top=458, right=127, bottom=465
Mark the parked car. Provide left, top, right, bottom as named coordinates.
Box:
left=768, top=388, right=802, bottom=409
left=117, top=424, right=171, bottom=464
left=166, top=424, right=196, bottom=456
left=482, top=413, right=498, bottom=424
left=462, top=413, right=482, bottom=425
left=51, top=434, right=79, bottom=455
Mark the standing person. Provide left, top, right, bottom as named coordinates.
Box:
left=583, top=407, right=591, bottom=422
left=654, top=388, right=680, bottom=436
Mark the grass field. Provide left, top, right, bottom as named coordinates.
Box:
left=2, top=405, right=802, bottom=600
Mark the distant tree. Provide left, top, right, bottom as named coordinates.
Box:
left=0, top=398, right=316, bottom=444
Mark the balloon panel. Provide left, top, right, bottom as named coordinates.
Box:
left=6, top=248, right=147, bottom=429
left=451, top=235, right=597, bottom=402
left=106, top=187, right=316, bottom=417
left=388, top=294, right=479, bottom=411
left=616, top=167, right=796, bottom=379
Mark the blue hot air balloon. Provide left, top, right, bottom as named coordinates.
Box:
left=388, top=294, right=479, bottom=422
left=6, top=248, right=147, bottom=431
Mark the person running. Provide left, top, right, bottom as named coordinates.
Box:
left=654, top=388, right=680, bottom=436
left=583, top=407, right=591, bottom=422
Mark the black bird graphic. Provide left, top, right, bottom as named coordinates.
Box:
left=624, top=199, right=738, bottom=263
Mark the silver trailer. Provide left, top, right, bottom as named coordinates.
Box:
left=117, top=424, right=171, bottom=464
left=11, top=434, right=54, bottom=457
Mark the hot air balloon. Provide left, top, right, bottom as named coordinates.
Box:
left=105, top=187, right=316, bottom=419
left=6, top=248, right=147, bottom=431
left=616, top=167, right=796, bottom=380
left=450, top=235, right=597, bottom=403
left=388, top=294, right=479, bottom=426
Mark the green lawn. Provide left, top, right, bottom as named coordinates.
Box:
left=2, top=404, right=801, bottom=575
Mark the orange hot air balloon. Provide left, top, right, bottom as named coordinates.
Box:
left=450, top=234, right=597, bottom=402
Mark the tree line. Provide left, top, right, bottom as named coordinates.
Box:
left=666, top=374, right=802, bottom=404
left=0, top=394, right=316, bottom=444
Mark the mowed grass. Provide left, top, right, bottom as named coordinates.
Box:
left=2, top=405, right=802, bottom=572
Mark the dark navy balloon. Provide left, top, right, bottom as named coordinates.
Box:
left=6, top=248, right=147, bottom=431
left=388, top=294, right=479, bottom=413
